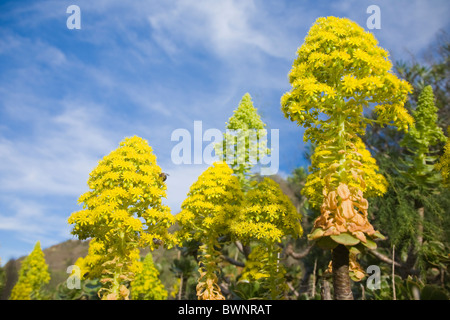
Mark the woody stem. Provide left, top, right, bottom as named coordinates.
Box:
left=332, top=244, right=354, bottom=300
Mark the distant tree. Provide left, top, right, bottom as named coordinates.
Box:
left=68, top=136, right=176, bottom=300
left=281, top=16, right=412, bottom=299
left=10, top=241, right=50, bottom=300
left=130, top=253, right=168, bottom=300
left=176, top=162, right=243, bottom=300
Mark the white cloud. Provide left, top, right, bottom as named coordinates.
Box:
left=1, top=0, right=448, bottom=262
left=146, top=0, right=300, bottom=60
left=0, top=102, right=117, bottom=196
left=0, top=197, right=69, bottom=237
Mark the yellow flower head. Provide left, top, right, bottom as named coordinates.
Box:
left=68, top=136, right=175, bottom=300
left=176, top=162, right=243, bottom=241
left=281, top=17, right=409, bottom=251
left=230, top=178, right=303, bottom=244
left=68, top=135, right=174, bottom=249
left=281, top=16, right=413, bottom=142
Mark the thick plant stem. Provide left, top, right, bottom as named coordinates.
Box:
left=332, top=245, right=354, bottom=300
left=321, top=277, right=332, bottom=300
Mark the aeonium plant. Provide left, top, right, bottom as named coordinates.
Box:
left=68, top=136, right=176, bottom=300
left=281, top=16, right=413, bottom=299
left=176, top=162, right=243, bottom=300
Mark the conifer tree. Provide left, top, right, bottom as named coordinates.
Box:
left=130, top=252, right=168, bottom=300
left=176, top=162, right=243, bottom=300
left=281, top=16, right=413, bottom=299
left=10, top=241, right=50, bottom=300
left=68, top=136, right=176, bottom=300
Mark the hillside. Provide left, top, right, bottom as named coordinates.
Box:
left=1, top=236, right=186, bottom=300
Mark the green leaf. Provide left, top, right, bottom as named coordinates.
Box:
left=316, top=236, right=338, bottom=250
left=330, top=233, right=360, bottom=246
left=349, top=243, right=366, bottom=255
left=372, top=231, right=385, bottom=240
left=420, top=285, right=449, bottom=300
left=308, top=228, right=324, bottom=240
left=361, top=237, right=377, bottom=250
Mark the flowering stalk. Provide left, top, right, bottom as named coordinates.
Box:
left=176, top=162, right=243, bottom=300
left=215, top=93, right=269, bottom=190
left=130, top=252, right=168, bottom=300
left=281, top=16, right=413, bottom=299
left=10, top=241, right=50, bottom=300
left=68, top=136, right=175, bottom=299
left=231, top=178, right=302, bottom=299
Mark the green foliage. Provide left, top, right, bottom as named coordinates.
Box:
left=366, top=275, right=448, bottom=300
left=402, top=86, right=445, bottom=154
left=10, top=241, right=50, bottom=300
left=0, top=258, right=5, bottom=296
left=368, top=85, right=449, bottom=283
left=54, top=279, right=101, bottom=300
left=370, top=160, right=450, bottom=259
left=437, top=127, right=450, bottom=186
left=238, top=246, right=287, bottom=300
left=131, top=253, right=168, bottom=300
left=229, top=280, right=263, bottom=300
left=169, top=245, right=198, bottom=300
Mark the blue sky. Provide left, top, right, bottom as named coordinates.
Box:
left=0, top=0, right=449, bottom=262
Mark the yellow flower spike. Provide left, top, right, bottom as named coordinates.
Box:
left=282, top=17, right=412, bottom=287
left=176, top=162, right=244, bottom=300
left=10, top=241, right=50, bottom=300
left=68, top=136, right=174, bottom=300
left=130, top=253, right=168, bottom=300
left=229, top=178, right=302, bottom=299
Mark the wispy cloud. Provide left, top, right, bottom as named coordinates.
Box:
left=0, top=0, right=448, bottom=261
